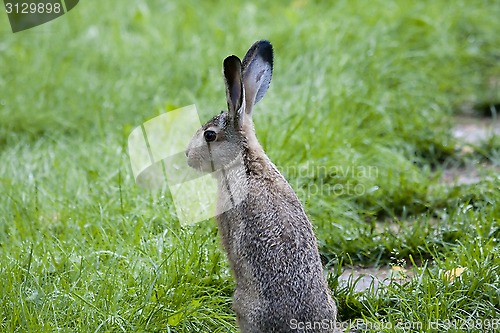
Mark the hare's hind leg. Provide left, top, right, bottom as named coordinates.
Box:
left=235, top=314, right=261, bottom=333
left=233, top=289, right=263, bottom=333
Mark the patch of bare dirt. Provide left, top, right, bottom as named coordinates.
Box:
left=453, top=115, right=500, bottom=143
left=338, top=266, right=413, bottom=292
left=440, top=163, right=500, bottom=185
left=438, top=114, right=499, bottom=186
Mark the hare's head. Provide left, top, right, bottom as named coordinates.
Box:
left=186, top=40, right=273, bottom=173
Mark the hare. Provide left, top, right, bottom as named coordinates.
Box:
left=185, top=40, right=337, bottom=333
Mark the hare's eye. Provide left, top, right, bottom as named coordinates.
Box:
left=204, top=130, right=217, bottom=142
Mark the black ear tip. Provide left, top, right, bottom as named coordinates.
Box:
left=223, top=55, right=242, bottom=68
left=244, top=40, right=274, bottom=68
left=257, top=40, right=273, bottom=66
left=224, top=54, right=241, bottom=64
left=223, top=55, right=242, bottom=76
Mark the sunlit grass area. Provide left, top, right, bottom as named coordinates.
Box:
left=1, top=0, right=499, bottom=331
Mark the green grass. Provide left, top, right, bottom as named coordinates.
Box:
left=1, top=0, right=499, bottom=332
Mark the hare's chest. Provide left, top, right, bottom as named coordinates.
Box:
left=216, top=209, right=249, bottom=267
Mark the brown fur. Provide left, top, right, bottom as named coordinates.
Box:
left=186, top=41, right=337, bottom=333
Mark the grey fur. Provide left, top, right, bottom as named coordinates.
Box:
left=186, top=40, right=338, bottom=333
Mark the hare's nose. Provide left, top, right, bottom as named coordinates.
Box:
left=185, top=149, right=189, bottom=157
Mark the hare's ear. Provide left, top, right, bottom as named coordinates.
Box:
left=242, top=40, right=273, bottom=116
left=223, top=55, right=245, bottom=129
